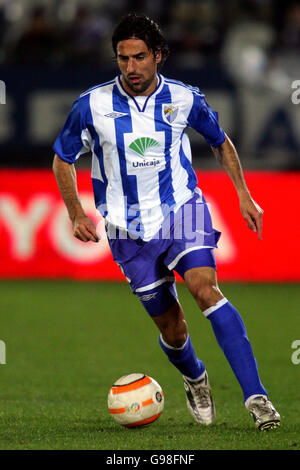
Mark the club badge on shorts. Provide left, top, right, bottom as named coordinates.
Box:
left=163, top=104, right=179, bottom=125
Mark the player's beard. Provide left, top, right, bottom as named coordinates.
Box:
left=123, top=72, right=157, bottom=95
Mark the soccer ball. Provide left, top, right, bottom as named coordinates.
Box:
left=107, top=373, right=164, bottom=428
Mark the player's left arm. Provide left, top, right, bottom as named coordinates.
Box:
left=211, top=133, right=263, bottom=240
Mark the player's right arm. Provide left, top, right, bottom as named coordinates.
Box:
left=187, top=89, right=263, bottom=239
left=52, top=154, right=99, bottom=243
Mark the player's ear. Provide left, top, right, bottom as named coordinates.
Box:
left=154, top=49, right=162, bottom=65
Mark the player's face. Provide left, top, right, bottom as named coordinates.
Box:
left=117, top=38, right=162, bottom=96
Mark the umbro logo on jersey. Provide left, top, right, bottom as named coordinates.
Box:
left=104, top=112, right=128, bottom=119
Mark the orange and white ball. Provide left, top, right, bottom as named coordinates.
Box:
left=107, top=373, right=164, bottom=428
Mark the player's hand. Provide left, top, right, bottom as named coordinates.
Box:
left=239, top=192, right=263, bottom=240
left=72, top=215, right=100, bottom=243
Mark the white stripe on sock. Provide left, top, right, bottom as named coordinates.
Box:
left=183, top=370, right=206, bottom=383
left=202, top=297, right=228, bottom=317
left=159, top=333, right=189, bottom=351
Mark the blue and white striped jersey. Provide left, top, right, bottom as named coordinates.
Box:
left=53, top=74, right=225, bottom=240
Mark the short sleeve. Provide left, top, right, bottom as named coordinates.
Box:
left=53, top=98, right=91, bottom=163
left=187, top=92, right=226, bottom=147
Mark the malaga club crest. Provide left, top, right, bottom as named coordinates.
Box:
left=163, top=104, right=179, bottom=125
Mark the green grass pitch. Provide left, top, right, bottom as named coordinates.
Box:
left=0, top=280, right=299, bottom=450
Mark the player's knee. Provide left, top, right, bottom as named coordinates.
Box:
left=190, top=282, right=223, bottom=312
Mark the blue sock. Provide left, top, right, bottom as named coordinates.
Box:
left=204, top=299, right=267, bottom=401
left=159, top=334, right=205, bottom=380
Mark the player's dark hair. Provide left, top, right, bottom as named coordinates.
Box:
left=112, top=13, right=169, bottom=70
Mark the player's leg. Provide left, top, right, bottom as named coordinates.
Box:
left=136, top=283, right=205, bottom=381
left=184, top=265, right=268, bottom=400
left=136, top=283, right=215, bottom=425
left=184, top=265, right=280, bottom=429
left=163, top=191, right=279, bottom=428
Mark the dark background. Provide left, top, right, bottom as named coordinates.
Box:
left=0, top=0, right=299, bottom=169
